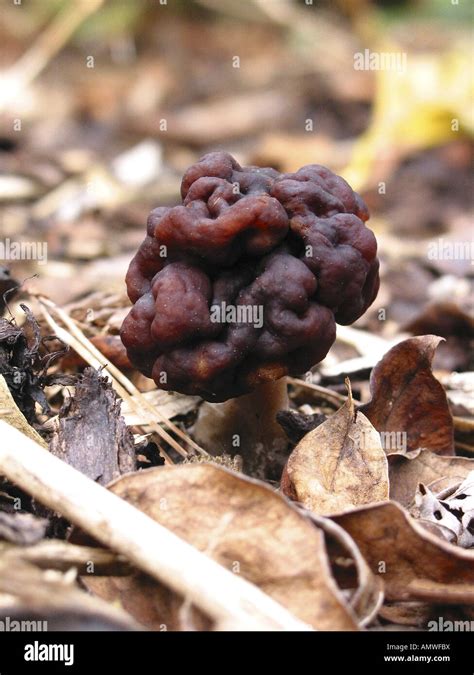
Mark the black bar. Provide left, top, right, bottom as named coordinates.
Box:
left=0, top=630, right=470, bottom=672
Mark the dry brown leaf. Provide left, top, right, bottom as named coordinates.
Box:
left=309, top=514, right=384, bottom=627
left=281, top=383, right=389, bottom=515
left=389, top=449, right=474, bottom=507
left=402, top=302, right=474, bottom=372
left=378, top=601, right=435, bottom=629
left=379, top=602, right=474, bottom=631
left=82, top=463, right=358, bottom=631
left=406, top=578, right=474, bottom=604
left=83, top=574, right=210, bottom=632
left=0, top=558, right=139, bottom=631
left=0, top=540, right=130, bottom=576
left=333, top=501, right=474, bottom=602
left=359, top=335, right=454, bottom=456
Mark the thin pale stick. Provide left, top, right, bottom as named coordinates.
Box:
left=0, top=421, right=311, bottom=631
left=37, top=303, right=176, bottom=463
left=36, top=295, right=207, bottom=457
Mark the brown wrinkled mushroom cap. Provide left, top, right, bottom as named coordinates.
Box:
left=121, top=152, right=379, bottom=401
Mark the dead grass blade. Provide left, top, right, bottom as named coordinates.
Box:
left=35, top=294, right=208, bottom=463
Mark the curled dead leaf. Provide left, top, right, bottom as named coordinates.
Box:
left=389, top=449, right=474, bottom=507
left=308, top=513, right=384, bottom=627
left=359, top=335, right=454, bottom=456
left=333, top=501, right=474, bottom=602
left=281, top=382, right=389, bottom=515
left=81, top=463, right=358, bottom=631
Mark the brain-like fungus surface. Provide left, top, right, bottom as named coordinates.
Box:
left=121, top=152, right=379, bottom=401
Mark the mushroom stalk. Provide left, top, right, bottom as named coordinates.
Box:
left=193, top=377, right=289, bottom=479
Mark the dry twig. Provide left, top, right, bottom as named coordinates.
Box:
left=0, top=421, right=311, bottom=631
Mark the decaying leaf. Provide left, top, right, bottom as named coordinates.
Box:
left=441, top=472, right=474, bottom=548
left=413, top=483, right=461, bottom=544
left=83, top=574, right=211, bottom=632
left=398, top=465, right=474, bottom=548
left=308, top=513, right=384, bottom=627
left=0, top=305, right=71, bottom=425
left=378, top=600, right=436, bottom=629
left=447, top=471, right=474, bottom=505
left=0, top=557, right=139, bottom=631
left=0, top=540, right=131, bottom=576
left=389, top=449, right=474, bottom=507
left=333, top=501, right=474, bottom=602
left=0, top=266, right=18, bottom=314
left=405, top=578, right=474, bottom=604
left=276, top=408, right=327, bottom=444
left=0, top=511, right=47, bottom=545
left=378, top=601, right=474, bottom=630
left=49, top=367, right=136, bottom=484
left=281, top=382, right=389, bottom=516
left=459, top=511, right=474, bottom=549
left=82, top=463, right=358, bottom=631
left=359, top=335, right=454, bottom=456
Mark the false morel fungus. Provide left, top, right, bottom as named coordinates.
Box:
left=121, top=152, right=379, bottom=403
